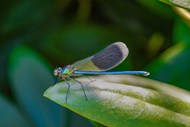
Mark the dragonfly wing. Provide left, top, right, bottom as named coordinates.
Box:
left=71, top=42, right=128, bottom=71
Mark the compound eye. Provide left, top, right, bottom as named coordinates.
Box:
left=54, top=68, right=61, bottom=76
left=58, top=67, right=62, bottom=71
left=54, top=67, right=63, bottom=76
left=54, top=69, right=58, bottom=76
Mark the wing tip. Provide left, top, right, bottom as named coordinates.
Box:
left=112, top=41, right=129, bottom=60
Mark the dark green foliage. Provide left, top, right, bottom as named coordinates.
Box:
left=1, top=0, right=190, bottom=127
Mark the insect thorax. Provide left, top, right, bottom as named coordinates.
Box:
left=61, top=65, right=74, bottom=76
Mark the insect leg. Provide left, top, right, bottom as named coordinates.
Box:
left=53, top=77, right=59, bottom=85
left=62, top=77, right=70, bottom=103
left=83, top=75, right=95, bottom=84
left=71, top=77, right=88, bottom=101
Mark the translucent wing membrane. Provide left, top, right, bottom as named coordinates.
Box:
left=53, top=42, right=149, bottom=103
left=71, top=42, right=129, bottom=71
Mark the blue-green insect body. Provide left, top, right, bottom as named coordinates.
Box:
left=61, top=65, right=73, bottom=75
left=53, top=42, right=150, bottom=103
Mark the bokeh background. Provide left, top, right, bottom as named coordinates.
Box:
left=1, top=0, right=190, bottom=127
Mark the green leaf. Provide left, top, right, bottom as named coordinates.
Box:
left=173, top=17, right=190, bottom=44
left=146, top=43, right=190, bottom=91
left=137, top=0, right=173, bottom=19
left=8, top=46, right=65, bottom=127
left=44, top=75, right=190, bottom=127
left=0, top=95, right=30, bottom=127
left=1, top=0, right=56, bottom=35
left=90, top=121, right=107, bottom=127
left=160, top=0, right=190, bottom=10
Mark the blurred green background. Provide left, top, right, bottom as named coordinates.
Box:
left=1, top=0, right=190, bottom=127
